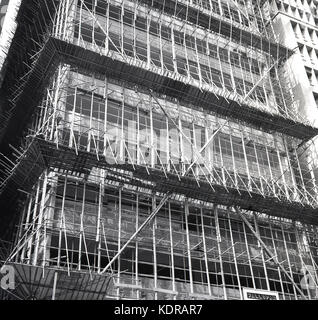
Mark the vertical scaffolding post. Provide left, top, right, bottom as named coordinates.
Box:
left=58, top=177, right=67, bottom=269
left=103, top=77, right=108, bottom=159
left=280, top=223, right=298, bottom=300
left=184, top=199, right=194, bottom=296
left=152, top=194, right=158, bottom=300
left=283, top=138, right=299, bottom=201
left=205, top=116, right=212, bottom=177
left=97, top=170, right=105, bottom=272
left=87, top=89, right=94, bottom=152
left=227, top=210, right=243, bottom=300
left=264, top=144, right=276, bottom=197
left=135, top=194, right=140, bottom=299
left=240, top=128, right=252, bottom=191
left=274, top=138, right=290, bottom=200
left=78, top=181, right=86, bottom=271
left=294, top=150, right=310, bottom=203
left=168, top=202, right=176, bottom=299
left=217, top=134, right=226, bottom=185
left=229, top=127, right=238, bottom=189
left=77, top=0, right=83, bottom=46
left=54, top=0, right=63, bottom=38
left=268, top=219, right=285, bottom=300
left=214, top=205, right=227, bottom=300
left=52, top=271, right=58, bottom=301
left=253, top=213, right=270, bottom=291
left=20, top=195, right=33, bottom=262
left=26, top=180, right=41, bottom=264
left=69, top=86, right=77, bottom=148
left=49, top=66, right=62, bottom=142
left=200, top=207, right=212, bottom=296
left=242, top=220, right=256, bottom=289
left=116, top=188, right=122, bottom=299
left=150, top=99, right=155, bottom=168
left=253, top=140, right=264, bottom=195
left=33, top=170, right=48, bottom=266
left=120, top=88, right=125, bottom=162
left=13, top=200, right=28, bottom=263
left=62, top=0, right=71, bottom=41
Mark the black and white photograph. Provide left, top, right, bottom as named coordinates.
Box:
left=0, top=0, right=318, bottom=308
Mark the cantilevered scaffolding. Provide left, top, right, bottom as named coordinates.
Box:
left=1, top=0, right=318, bottom=300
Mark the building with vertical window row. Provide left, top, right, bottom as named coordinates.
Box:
left=0, top=0, right=318, bottom=300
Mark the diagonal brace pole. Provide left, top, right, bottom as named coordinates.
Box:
left=99, top=121, right=228, bottom=275
left=235, top=206, right=308, bottom=300
left=243, top=59, right=279, bottom=101
left=99, top=192, right=171, bottom=274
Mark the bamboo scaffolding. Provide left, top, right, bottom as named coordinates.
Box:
left=2, top=0, right=318, bottom=301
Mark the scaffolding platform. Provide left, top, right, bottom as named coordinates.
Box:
left=4, top=35, right=318, bottom=151
left=3, top=136, right=312, bottom=226
left=1, top=0, right=316, bottom=155
left=47, top=37, right=318, bottom=141
left=137, top=0, right=293, bottom=62
left=2, top=0, right=318, bottom=301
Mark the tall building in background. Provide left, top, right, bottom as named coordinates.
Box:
left=1, top=0, right=318, bottom=300
left=271, top=0, right=318, bottom=113
left=270, top=0, right=318, bottom=180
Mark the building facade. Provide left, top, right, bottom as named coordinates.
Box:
left=1, top=0, right=318, bottom=300
left=270, top=0, right=318, bottom=183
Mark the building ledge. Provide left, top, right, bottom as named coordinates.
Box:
left=138, top=0, right=293, bottom=61
left=2, top=36, right=318, bottom=152
left=2, top=137, right=317, bottom=226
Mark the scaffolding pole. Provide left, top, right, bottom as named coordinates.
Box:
left=235, top=207, right=308, bottom=299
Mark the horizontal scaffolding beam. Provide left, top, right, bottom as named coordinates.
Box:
left=136, top=0, right=293, bottom=61
left=3, top=136, right=318, bottom=226
left=2, top=36, right=317, bottom=155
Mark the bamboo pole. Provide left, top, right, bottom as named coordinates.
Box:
left=242, top=221, right=256, bottom=289
left=235, top=207, right=307, bottom=299
left=200, top=207, right=212, bottom=296
left=168, top=202, right=177, bottom=299
left=152, top=195, right=158, bottom=300
left=214, top=205, right=227, bottom=299
left=253, top=213, right=270, bottom=291
left=184, top=199, right=194, bottom=296
left=268, top=220, right=285, bottom=300
left=227, top=211, right=243, bottom=299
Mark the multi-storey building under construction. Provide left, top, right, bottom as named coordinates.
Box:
left=1, top=0, right=318, bottom=300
